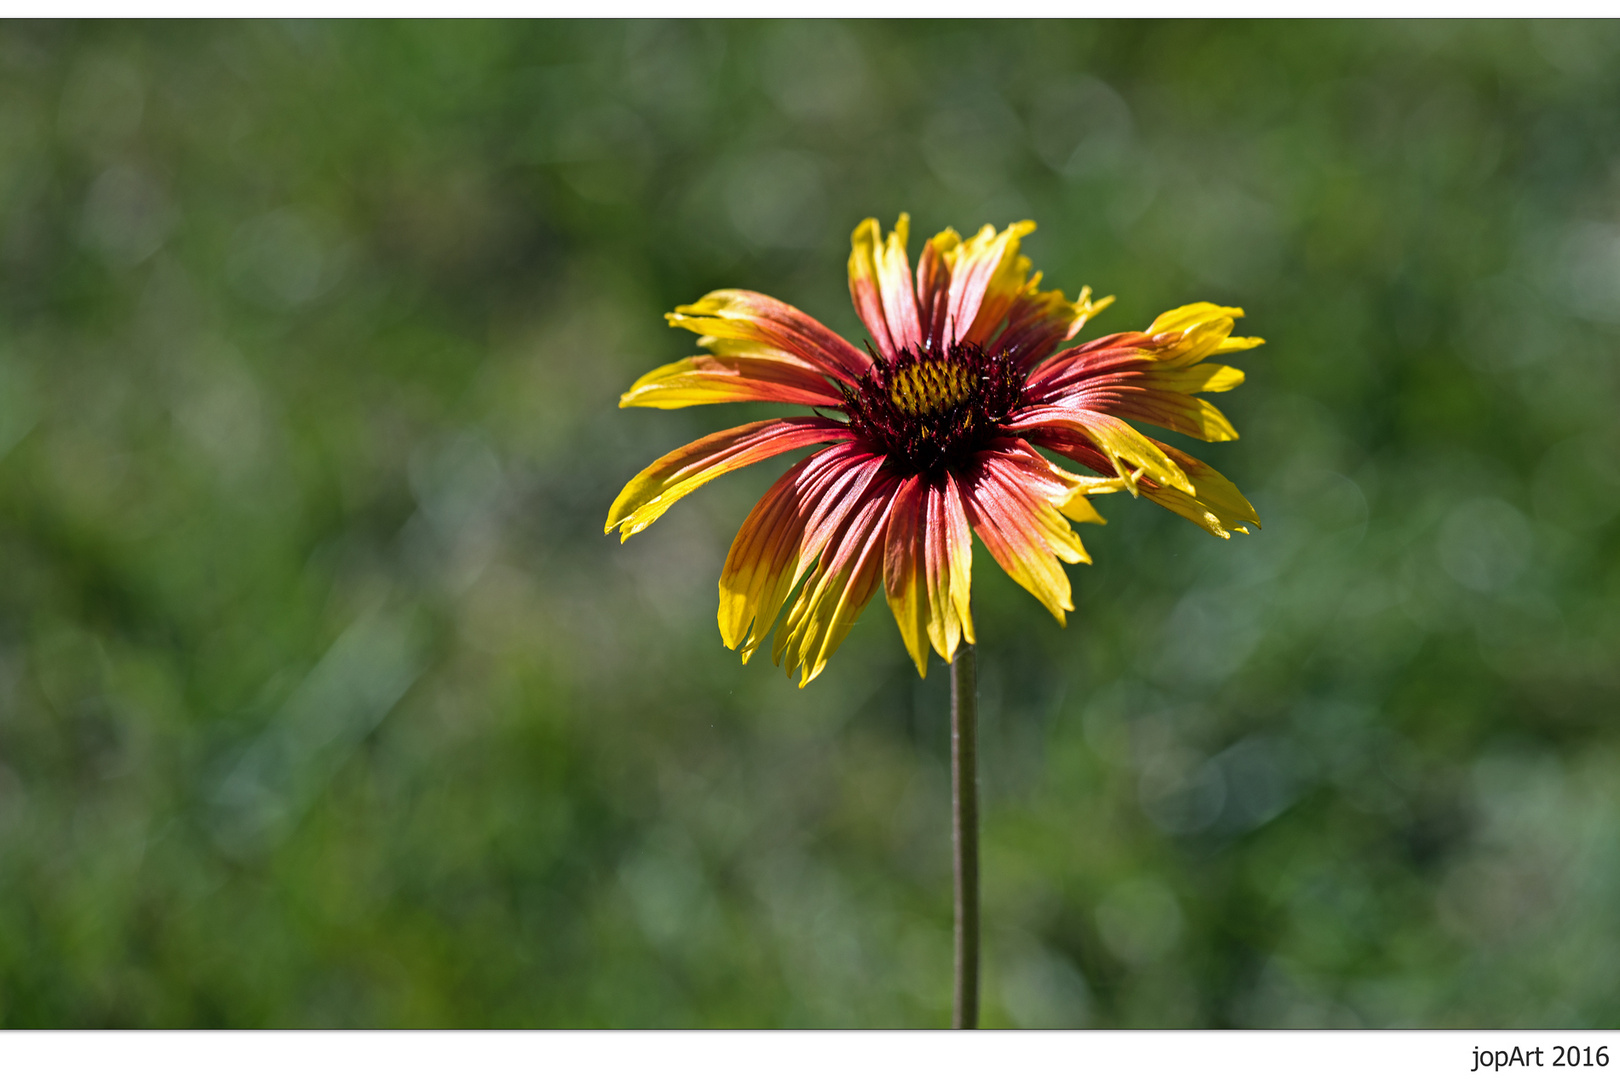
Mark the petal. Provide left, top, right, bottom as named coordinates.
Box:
left=1144, top=303, right=1265, bottom=366
left=605, top=417, right=851, bottom=541
left=1140, top=440, right=1261, bottom=539
left=773, top=471, right=902, bottom=686
left=1146, top=302, right=1243, bottom=338
left=943, top=221, right=1036, bottom=346
left=1125, top=389, right=1240, bottom=443
left=1029, top=304, right=1259, bottom=394
left=620, top=355, right=845, bottom=410
left=718, top=442, right=886, bottom=661
left=883, top=471, right=974, bottom=676
left=1023, top=424, right=1124, bottom=479
left=915, top=228, right=961, bottom=349
left=1147, top=362, right=1246, bottom=395
left=1006, top=405, right=1193, bottom=495
left=1025, top=335, right=1153, bottom=396
left=848, top=218, right=897, bottom=358
left=1022, top=306, right=1258, bottom=448
left=878, top=218, right=923, bottom=352
left=1048, top=382, right=1241, bottom=443
left=668, top=289, right=872, bottom=385
left=983, top=436, right=1129, bottom=522
left=695, top=334, right=810, bottom=365
left=881, top=475, right=931, bottom=675
left=960, top=441, right=1106, bottom=624
left=849, top=215, right=923, bottom=358
left=1212, top=335, right=1266, bottom=355
left=1028, top=428, right=1259, bottom=540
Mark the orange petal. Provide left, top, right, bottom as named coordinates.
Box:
left=1119, top=387, right=1240, bottom=443
left=620, top=355, right=845, bottom=410
left=1025, top=323, right=1250, bottom=446
left=605, top=417, right=850, bottom=541
left=1028, top=301, right=1259, bottom=395
left=668, top=289, right=871, bottom=385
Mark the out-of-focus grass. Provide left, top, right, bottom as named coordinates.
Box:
left=0, top=20, right=1618, bottom=1026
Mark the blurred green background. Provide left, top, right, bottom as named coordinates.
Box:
left=1, top=19, right=1618, bottom=1028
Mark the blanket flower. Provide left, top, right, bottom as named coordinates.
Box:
left=607, top=215, right=1262, bottom=685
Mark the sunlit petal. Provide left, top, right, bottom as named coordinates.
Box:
left=620, top=355, right=845, bottom=410
left=605, top=417, right=850, bottom=541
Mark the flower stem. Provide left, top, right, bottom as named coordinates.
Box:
left=950, top=641, right=979, bottom=1030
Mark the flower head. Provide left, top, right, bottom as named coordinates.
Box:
left=607, top=215, right=1262, bottom=685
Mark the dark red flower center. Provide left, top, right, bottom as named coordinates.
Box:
left=840, top=341, right=1023, bottom=475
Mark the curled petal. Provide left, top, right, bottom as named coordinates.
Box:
left=883, top=471, right=974, bottom=676
left=667, top=289, right=871, bottom=384
left=918, top=220, right=1106, bottom=359
left=605, top=417, right=850, bottom=541
left=1029, top=428, right=1260, bottom=540
left=1142, top=441, right=1261, bottom=538
left=773, top=472, right=902, bottom=686
left=719, top=442, right=886, bottom=661
left=620, top=355, right=845, bottom=410
left=1006, top=405, right=1193, bottom=495
left=1147, top=303, right=1233, bottom=336
left=984, top=437, right=1130, bottom=523
left=849, top=215, right=922, bottom=358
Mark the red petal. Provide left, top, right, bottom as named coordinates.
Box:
left=774, top=468, right=902, bottom=685
left=884, top=471, right=974, bottom=674
left=718, top=441, right=886, bottom=659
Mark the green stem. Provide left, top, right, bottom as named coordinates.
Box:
left=951, top=642, right=979, bottom=1029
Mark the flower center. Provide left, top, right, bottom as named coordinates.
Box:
left=887, top=356, right=973, bottom=418
left=841, top=340, right=1023, bottom=475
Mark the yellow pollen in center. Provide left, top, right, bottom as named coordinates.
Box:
left=888, top=359, right=972, bottom=418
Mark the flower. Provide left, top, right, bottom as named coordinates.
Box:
left=607, top=215, right=1262, bottom=685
